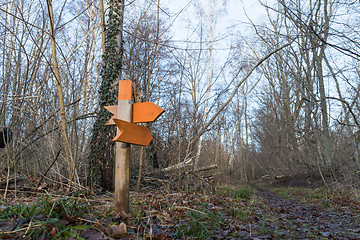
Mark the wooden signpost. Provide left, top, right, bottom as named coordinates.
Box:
left=105, top=80, right=164, bottom=214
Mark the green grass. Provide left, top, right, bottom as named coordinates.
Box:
left=321, top=199, right=333, bottom=208
left=175, top=185, right=255, bottom=239
left=176, top=211, right=210, bottom=239
left=175, top=206, right=228, bottom=239
left=0, top=194, right=99, bottom=239
left=219, top=185, right=254, bottom=200
left=267, top=186, right=342, bottom=212
left=228, top=207, right=248, bottom=221
left=307, top=188, right=329, bottom=199
left=272, top=188, right=292, bottom=199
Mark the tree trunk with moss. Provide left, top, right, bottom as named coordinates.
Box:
left=89, top=0, right=125, bottom=190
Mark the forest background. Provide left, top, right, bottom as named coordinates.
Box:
left=0, top=0, right=360, bottom=193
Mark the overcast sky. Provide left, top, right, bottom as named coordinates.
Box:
left=164, top=0, right=271, bottom=41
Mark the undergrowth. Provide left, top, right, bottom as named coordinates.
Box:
left=175, top=185, right=254, bottom=239
left=0, top=183, right=357, bottom=239
left=218, top=185, right=254, bottom=199
left=0, top=193, right=99, bottom=239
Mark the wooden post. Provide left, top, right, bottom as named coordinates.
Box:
left=103, top=80, right=164, bottom=214
left=114, top=80, right=132, bottom=214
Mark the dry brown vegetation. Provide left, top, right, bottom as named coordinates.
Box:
left=0, top=0, right=360, bottom=238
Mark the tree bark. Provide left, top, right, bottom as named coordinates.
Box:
left=46, top=0, right=74, bottom=186
left=194, top=0, right=216, bottom=170
left=89, top=0, right=125, bottom=190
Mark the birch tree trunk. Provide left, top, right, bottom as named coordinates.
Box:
left=194, top=0, right=216, bottom=170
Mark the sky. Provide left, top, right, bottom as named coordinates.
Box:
left=165, top=0, right=271, bottom=43
left=129, top=0, right=278, bottom=118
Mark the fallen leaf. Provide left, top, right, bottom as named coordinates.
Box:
left=50, top=227, right=57, bottom=239
left=0, top=218, right=18, bottom=231
left=80, top=228, right=105, bottom=240
left=320, top=231, right=331, bottom=238
left=105, top=222, right=127, bottom=239
left=66, top=215, right=77, bottom=223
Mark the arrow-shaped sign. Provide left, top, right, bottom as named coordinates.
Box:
left=133, top=102, right=164, bottom=123
left=113, top=118, right=153, bottom=146
left=104, top=105, right=118, bottom=125
left=104, top=102, right=164, bottom=125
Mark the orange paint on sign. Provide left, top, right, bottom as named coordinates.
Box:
left=104, top=105, right=118, bottom=125
left=113, top=118, right=153, bottom=146
left=133, top=102, right=164, bottom=123
left=104, top=102, right=164, bottom=124
left=118, top=80, right=132, bottom=100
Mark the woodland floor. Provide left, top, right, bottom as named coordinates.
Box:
left=0, top=179, right=359, bottom=239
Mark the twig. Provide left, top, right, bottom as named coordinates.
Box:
left=3, top=223, right=42, bottom=234
left=37, top=149, right=62, bottom=189
left=174, top=206, right=206, bottom=215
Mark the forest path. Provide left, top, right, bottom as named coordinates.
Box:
left=251, top=184, right=360, bottom=239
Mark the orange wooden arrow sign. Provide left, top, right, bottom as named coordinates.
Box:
left=113, top=118, right=153, bottom=146
left=133, top=102, right=165, bottom=123
left=104, top=105, right=118, bottom=125
left=104, top=102, right=164, bottom=125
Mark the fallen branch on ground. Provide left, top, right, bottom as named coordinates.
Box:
left=162, top=158, right=193, bottom=172
left=186, top=164, right=217, bottom=174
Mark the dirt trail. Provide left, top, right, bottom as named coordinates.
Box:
left=253, top=187, right=360, bottom=239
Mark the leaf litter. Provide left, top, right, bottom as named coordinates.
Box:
left=0, top=185, right=359, bottom=239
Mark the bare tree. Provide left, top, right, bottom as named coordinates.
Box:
left=46, top=0, right=75, bottom=186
